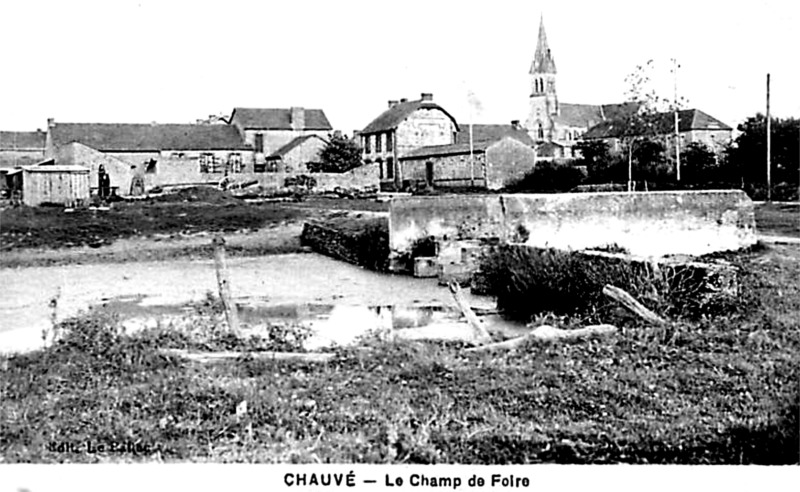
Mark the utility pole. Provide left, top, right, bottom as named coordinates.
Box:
left=673, top=58, right=681, bottom=183
left=766, top=73, right=772, bottom=202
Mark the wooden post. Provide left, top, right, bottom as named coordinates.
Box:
left=213, top=235, right=240, bottom=333
left=766, top=73, right=772, bottom=202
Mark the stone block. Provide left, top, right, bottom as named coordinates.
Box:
left=413, top=256, right=440, bottom=278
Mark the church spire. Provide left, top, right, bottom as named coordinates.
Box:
left=530, top=14, right=557, bottom=74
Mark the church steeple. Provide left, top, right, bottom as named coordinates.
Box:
left=530, top=15, right=557, bottom=75
left=525, top=14, right=559, bottom=141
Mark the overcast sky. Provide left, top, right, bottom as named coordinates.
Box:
left=2, top=0, right=798, bottom=134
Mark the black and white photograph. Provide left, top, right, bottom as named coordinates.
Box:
left=1, top=0, right=798, bottom=483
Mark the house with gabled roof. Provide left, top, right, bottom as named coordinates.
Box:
left=262, top=134, right=328, bottom=173
left=360, top=93, right=459, bottom=188
left=45, top=120, right=252, bottom=195
left=581, top=108, right=733, bottom=152
left=229, top=107, right=332, bottom=164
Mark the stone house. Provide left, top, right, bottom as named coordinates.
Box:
left=360, top=93, right=459, bottom=189
left=229, top=107, right=332, bottom=166
left=398, top=136, right=536, bottom=191
left=45, top=120, right=252, bottom=195
left=581, top=108, right=733, bottom=153
left=262, top=134, right=328, bottom=173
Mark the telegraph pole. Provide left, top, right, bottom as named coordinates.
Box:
left=766, top=73, right=772, bottom=202
left=674, top=58, right=681, bottom=182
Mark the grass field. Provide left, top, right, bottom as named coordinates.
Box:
left=2, top=244, right=798, bottom=464
left=755, top=202, right=800, bottom=238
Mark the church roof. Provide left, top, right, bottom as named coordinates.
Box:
left=582, top=108, right=732, bottom=139
left=530, top=15, right=557, bottom=74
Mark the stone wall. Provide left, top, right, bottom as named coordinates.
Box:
left=250, top=162, right=380, bottom=192
left=401, top=153, right=488, bottom=188
left=388, top=190, right=757, bottom=269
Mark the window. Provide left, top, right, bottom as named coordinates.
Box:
left=254, top=133, right=264, bottom=153
left=200, top=153, right=222, bottom=173
left=364, top=135, right=372, bottom=154
left=376, top=133, right=382, bottom=153
left=228, top=153, right=243, bottom=173
left=386, top=132, right=393, bottom=152
left=385, top=158, right=393, bottom=179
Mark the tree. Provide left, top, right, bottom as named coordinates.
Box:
left=681, top=142, right=720, bottom=184
left=727, top=114, right=800, bottom=187
left=308, top=133, right=363, bottom=173
left=619, top=59, right=689, bottom=189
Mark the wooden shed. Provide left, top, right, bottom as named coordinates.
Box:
left=20, top=163, right=90, bottom=206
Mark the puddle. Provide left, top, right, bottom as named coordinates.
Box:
left=93, top=296, right=489, bottom=351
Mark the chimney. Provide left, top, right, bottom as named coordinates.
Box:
left=511, top=120, right=521, bottom=130
left=400, top=98, right=408, bottom=103
left=290, top=107, right=305, bottom=131
left=388, top=100, right=399, bottom=108
left=420, top=93, right=433, bottom=102
left=47, top=118, right=55, bottom=128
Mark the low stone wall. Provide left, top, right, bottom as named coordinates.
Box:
left=300, top=216, right=389, bottom=271
left=257, top=164, right=380, bottom=192
left=389, top=190, right=757, bottom=269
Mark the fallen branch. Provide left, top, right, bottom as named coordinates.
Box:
left=465, top=324, right=617, bottom=353
left=448, top=281, right=493, bottom=345
left=160, top=348, right=335, bottom=363
left=602, top=284, right=667, bottom=325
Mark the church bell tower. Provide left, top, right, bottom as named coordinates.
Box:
left=526, top=15, right=558, bottom=142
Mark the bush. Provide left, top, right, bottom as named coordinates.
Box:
left=478, top=245, right=734, bottom=322
left=505, top=161, right=585, bottom=193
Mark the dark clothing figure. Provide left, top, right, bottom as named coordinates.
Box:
left=98, top=165, right=111, bottom=199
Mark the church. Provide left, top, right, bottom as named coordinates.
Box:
left=524, top=16, right=732, bottom=159
left=524, top=16, right=637, bottom=159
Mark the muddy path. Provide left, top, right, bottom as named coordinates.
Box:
left=0, top=252, right=494, bottom=354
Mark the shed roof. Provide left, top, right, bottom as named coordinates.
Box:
left=50, top=123, right=250, bottom=151
left=0, top=130, right=46, bottom=150
left=399, top=135, right=538, bottom=160
left=22, top=164, right=89, bottom=173
left=361, top=98, right=459, bottom=134
left=230, top=108, right=332, bottom=130
left=455, top=124, right=535, bottom=146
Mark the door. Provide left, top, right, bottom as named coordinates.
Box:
left=425, top=161, right=434, bottom=187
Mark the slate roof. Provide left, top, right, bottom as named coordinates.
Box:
left=49, top=123, right=250, bottom=151
left=266, top=135, right=327, bottom=159
left=455, top=124, right=535, bottom=146
left=361, top=99, right=460, bottom=134
left=0, top=130, right=46, bottom=150
left=230, top=108, right=332, bottom=130
left=399, top=141, right=492, bottom=160
left=553, top=102, right=639, bottom=128
left=582, top=109, right=732, bottom=139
